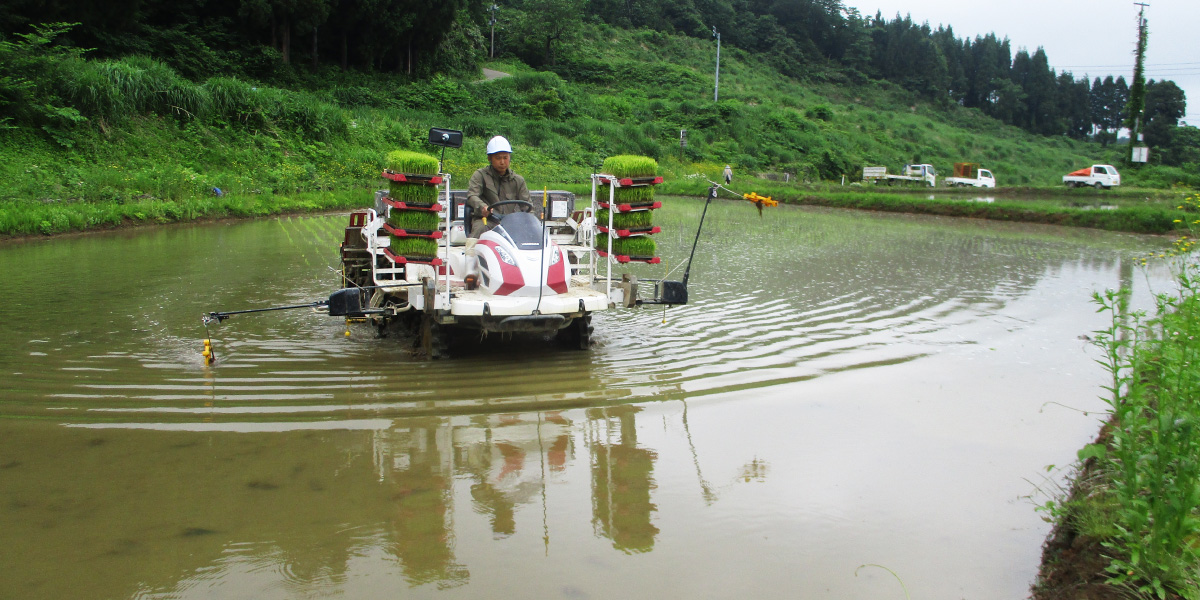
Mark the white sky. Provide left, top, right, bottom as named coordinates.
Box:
left=844, top=0, right=1200, bottom=125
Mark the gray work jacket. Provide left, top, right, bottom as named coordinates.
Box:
left=466, top=165, right=533, bottom=218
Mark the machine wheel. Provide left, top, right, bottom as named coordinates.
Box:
left=558, top=314, right=593, bottom=350
left=1093, top=182, right=1104, bottom=190
left=420, top=314, right=450, bottom=360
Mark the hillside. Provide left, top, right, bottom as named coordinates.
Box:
left=0, top=21, right=1194, bottom=236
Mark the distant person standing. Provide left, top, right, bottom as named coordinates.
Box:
left=723, top=164, right=732, bottom=184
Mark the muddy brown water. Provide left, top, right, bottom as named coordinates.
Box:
left=0, top=198, right=1178, bottom=599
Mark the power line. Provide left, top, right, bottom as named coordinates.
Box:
left=1056, top=61, right=1200, bottom=69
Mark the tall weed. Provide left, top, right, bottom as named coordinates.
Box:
left=1086, top=261, right=1200, bottom=599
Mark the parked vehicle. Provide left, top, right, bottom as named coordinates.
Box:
left=944, top=163, right=996, bottom=188
left=1063, top=165, right=1120, bottom=189
left=862, top=163, right=937, bottom=187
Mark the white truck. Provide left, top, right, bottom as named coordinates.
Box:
left=944, top=162, right=996, bottom=188
left=862, top=163, right=937, bottom=187
left=1063, top=165, right=1120, bottom=189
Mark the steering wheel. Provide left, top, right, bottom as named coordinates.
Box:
left=487, top=200, right=535, bottom=221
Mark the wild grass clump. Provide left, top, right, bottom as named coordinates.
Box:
left=387, top=209, right=440, bottom=231
left=597, top=208, right=653, bottom=229
left=202, top=76, right=255, bottom=120
left=390, top=237, right=438, bottom=257
left=1057, top=257, right=1200, bottom=599
left=596, top=233, right=656, bottom=257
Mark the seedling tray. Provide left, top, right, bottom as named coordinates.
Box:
left=597, top=201, right=661, bottom=212
left=381, top=223, right=443, bottom=239
left=383, top=248, right=443, bottom=266
left=383, top=198, right=442, bottom=212
left=598, top=175, right=663, bottom=187
left=597, top=225, right=660, bottom=237
left=597, top=250, right=660, bottom=264
left=381, top=170, right=443, bottom=185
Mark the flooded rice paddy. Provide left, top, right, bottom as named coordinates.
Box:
left=0, top=197, right=1178, bottom=599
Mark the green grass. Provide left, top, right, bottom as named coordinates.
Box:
left=0, top=189, right=365, bottom=236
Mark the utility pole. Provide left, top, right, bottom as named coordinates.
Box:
left=489, top=4, right=499, bottom=59
left=712, top=26, right=720, bottom=102
left=1127, top=2, right=1150, bottom=164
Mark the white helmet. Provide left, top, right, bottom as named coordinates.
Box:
left=486, top=135, right=513, bottom=155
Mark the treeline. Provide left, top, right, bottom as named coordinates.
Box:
left=1, top=0, right=1195, bottom=167
left=580, top=4, right=1194, bottom=166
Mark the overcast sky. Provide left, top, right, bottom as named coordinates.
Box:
left=843, top=0, right=1200, bottom=125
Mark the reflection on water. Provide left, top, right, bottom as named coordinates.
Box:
left=0, top=199, right=1179, bottom=599
left=0, top=408, right=668, bottom=598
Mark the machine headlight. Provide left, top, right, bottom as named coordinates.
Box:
left=495, top=246, right=516, bottom=265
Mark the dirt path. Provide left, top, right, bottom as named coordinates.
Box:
left=480, top=68, right=509, bottom=81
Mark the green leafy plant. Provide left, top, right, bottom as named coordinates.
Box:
left=1080, top=265, right=1200, bottom=599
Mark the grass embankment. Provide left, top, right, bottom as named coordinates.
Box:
left=1033, top=195, right=1200, bottom=600
left=657, top=177, right=1197, bottom=235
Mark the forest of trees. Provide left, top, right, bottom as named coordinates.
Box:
left=1, top=0, right=1195, bottom=166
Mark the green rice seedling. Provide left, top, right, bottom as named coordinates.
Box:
left=389, top=237, right=438, bottom=257
left=388, top=182, right=439, bottom=204
left=597, top=208, right=654, bottom=229
left=601, top=155, right=657, bottom=178
left=613, top=185, right=656, bottom=204
left=386, top=150, right=439, bottom=175
left=601, top=155, right=658, bottom=204
left=387, top=209, right=441, bottom=231
left=596, top=234, right=656, bottom=257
